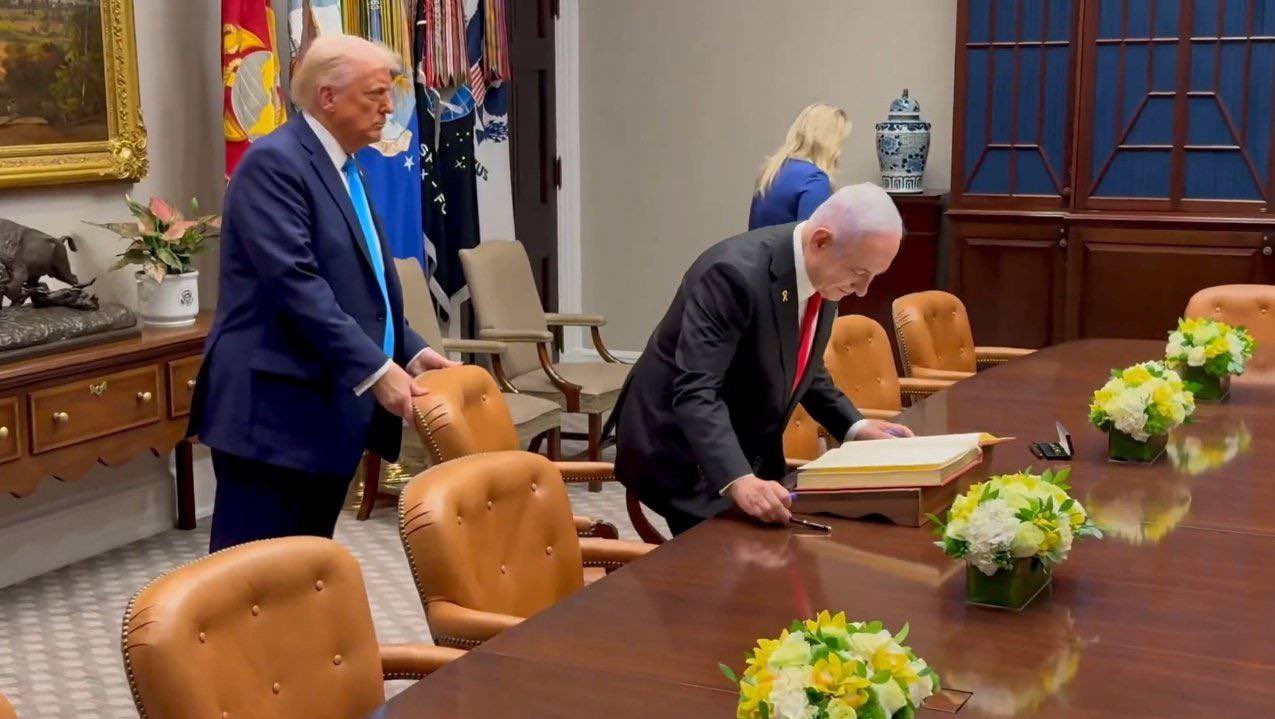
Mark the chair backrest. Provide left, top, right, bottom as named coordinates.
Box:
left=1185, top=284, right=1275, bottom=372
left=892, top=291, right=977, bottom=375
left=783, top=404, right=822, bottom=460
left=0, top=692, right=15, bottom=719
left=399, top=451, right=584, bottom=620
left=411, top=365, right=521, bottom=462
left=825, top=315, right=903, bottom=412
left=394, top=257, right=446, bottom=350
left=459, top=241, right=548, bottom=378
left=122, top=537, right=385, bottom=719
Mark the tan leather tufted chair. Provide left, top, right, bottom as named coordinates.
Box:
left=892, top=291, right=1033, bottom=380
left=398, top=451, right=654, bottom=648
left=122, top=537, right=464, bottom=719
left=824, top=315, right=951, bottom=418
left=1185, top=284, right=1275, bottom=373
left=783, top=405, right=823, bottom=463
left=410, top=364, right=631, bottom=539
left=460, top=241, right=630, bottom=461
left=0, top=692, right=15, bottom=719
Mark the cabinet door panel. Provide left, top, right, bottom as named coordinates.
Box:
left=953, top=222, right=1065, bottom=348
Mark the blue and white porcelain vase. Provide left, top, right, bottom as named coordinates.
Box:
left=875, top=89, right=931, bottom=194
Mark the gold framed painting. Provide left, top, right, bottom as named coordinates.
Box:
left=0, top=0, right=146, bottom=189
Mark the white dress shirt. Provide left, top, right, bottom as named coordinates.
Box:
left=303, top=113, right=428, bottom=396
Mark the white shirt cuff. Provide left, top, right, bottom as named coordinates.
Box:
left=354, top=358, right=393, bottom=396
left=719, top=473, right=751, bottom=497
left=845, top=419, right=872, bottom=442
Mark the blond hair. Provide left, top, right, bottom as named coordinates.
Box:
left=756, top=103, right=851, bottom=196
left=290, top=34, right=401, bottom=114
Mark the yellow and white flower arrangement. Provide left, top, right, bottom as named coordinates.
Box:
left=1165, top=316, right=1255, bottom=380
left=722, top=611, right=939, bottom=719
left=931, top=469, right=1101, bottom=576
left=1088, top=361, right=1195, bottom=441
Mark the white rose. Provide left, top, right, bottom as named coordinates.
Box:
left=770, top=686, right=815, bottom=719
left=1011, top=523, right=1045, bottom=558
left=1166, top=333, right=1186, bottom=358
left=1195, top=323, right=1219, bottom=343
left=962, top=499, right=1019, bottom=575
left=848, top=630, right=893, bottom=659
left=769, top=631, right=813, bottom=668
left=873, top=678, right=908, bottom=718
left=1186, top=345, right=1207, bottom=367
left=908, top=661, right=936, bottom=706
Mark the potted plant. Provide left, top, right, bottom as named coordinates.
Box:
left=1089, top=361, right=1195, bottom=463
left=89, top=196, right=219, bottom=327
left=931, top=468, right=1102, bottom=610
left=1164, top=317, right=1256, bottom=402
left=720, top=611, right=940, bottom=719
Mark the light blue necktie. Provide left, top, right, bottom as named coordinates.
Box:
left=342, top=157, right=395, bottom=357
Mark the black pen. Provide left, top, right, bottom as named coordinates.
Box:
left=788, top=516, right=832, bottom=534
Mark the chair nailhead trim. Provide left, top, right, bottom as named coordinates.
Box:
left=315, top=580, right=324, bottom=591
left=333, top=654, right=342, bottom=666
left=272, top=682, right=281, bottom=694
left=251, top=605, right=260, bottom=616
left=198, top=632, right=206, bottom=643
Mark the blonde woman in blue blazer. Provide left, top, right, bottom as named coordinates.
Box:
left=749, top=103, right=851, bottom=230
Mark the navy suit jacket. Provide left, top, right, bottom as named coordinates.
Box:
left=748, top=158, right=833, bottom=230
left=188, top=115, right=428, bottom=476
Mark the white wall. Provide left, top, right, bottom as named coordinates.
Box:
left=0, top=0, right=224, bottom=588
left=576, top=0, right=958, bottom=351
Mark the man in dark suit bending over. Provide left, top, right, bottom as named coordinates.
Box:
left=189, top=35, right=458, bottom=552
left=613, top=184, right=913, bottom=535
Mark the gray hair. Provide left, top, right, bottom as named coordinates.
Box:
left=808, top=183, right=903, bottom=244
left=290, top=34, right=401, bottom=114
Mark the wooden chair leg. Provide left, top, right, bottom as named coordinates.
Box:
left=546, top=427, right=562, bottom=460
left=626, top=489, right=666, bottom=545
left=529, top=434, right=545, bottom=455
left=587, top=414, right=602, bottom=491
left=357, top=452, right=381, bottom=521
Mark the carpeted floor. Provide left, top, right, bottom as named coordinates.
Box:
left=0, top=421, right=665, bottom=718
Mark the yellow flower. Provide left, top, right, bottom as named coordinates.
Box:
left=826, top=697, right=860, bottom=719
left=1123, top=365, right=1153, bottom=386
left=744, top=634, right=782, bottom=678
left=804, top=610, right=849, bottom=635
left=810, top=653, right=871, bottom=701
left=736, top=675, right=774, bottom=719
left=1205, top=335, right=1229, bottom=358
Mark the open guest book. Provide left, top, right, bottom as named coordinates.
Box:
left=796, top=433, right=1010, bottom=491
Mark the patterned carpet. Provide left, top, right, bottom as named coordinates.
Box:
left=0, top=422, right=663, bottom=718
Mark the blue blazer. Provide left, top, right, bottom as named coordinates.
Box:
left=748, top=158, right=833, bottom=230
left=188, top=115, right=428, bottom=475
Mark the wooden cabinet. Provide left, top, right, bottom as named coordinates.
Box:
left=167, top=356, right=202, bottom=418
left=0, top=396, right=18, bottom=464
left=0, top=314, right=211, bottom=530
left=949, top=219, right=1067, bottom=348
left=29, top=366, right=162, bottom=454
left=1073, top=226, right=1270, bottom=339
left=949, top=1, right=1275, bottom=346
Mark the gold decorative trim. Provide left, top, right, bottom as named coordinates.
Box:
left=0, top=0, right=148, bottom=188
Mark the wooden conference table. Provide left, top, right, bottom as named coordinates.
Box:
left=372, top=340, right=1275, bottom=718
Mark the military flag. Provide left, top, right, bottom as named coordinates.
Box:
left=222, top=0, right=288, bottom=179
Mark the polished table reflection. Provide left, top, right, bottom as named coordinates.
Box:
left=375, top=340, right=1275, bottom=717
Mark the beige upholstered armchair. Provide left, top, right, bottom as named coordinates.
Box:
left=1186, top=284, right=1275, bottom=373
left=358, top=260, right=565, bottom=520
left=892, top=291, right=1034, bottom=380
left=398, top=451, right=653, bottom=648
left=460, top=241, right=630, bottom=461
left=122, top=537, right=464, bottom=719
left=0, top=692, right=14, bottom=719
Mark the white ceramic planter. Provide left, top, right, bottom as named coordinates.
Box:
left=136, top=270, right=199, bottom=327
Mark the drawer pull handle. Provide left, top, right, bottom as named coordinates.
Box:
left=0, top=426, right=8, bottom=439
left=186, top=379, right=197, bottom=391
left=89, top=381, right=108, bottom=396
left=137, top=391, right=154, bottom=403
left=53, top=411, right=70, bottom=424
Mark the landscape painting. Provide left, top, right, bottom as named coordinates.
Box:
left=0, top=0, right=108, bottom=147
left=0, top=0, right=146, bottom=188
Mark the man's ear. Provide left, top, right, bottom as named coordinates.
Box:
left=809, top=227, right=834, bottom=251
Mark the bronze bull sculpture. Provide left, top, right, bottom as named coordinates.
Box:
left=0, top=219, right=96, bottom=310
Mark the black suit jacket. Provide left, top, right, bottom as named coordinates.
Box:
left=612, top=223, right=863, bottom=520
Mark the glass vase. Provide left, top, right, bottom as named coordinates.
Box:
left=1108, top=430, right=1168, bottom=463
left=1180, top=365, right=1231, bottom=403
left=966, top=558, right=1051, bottom=610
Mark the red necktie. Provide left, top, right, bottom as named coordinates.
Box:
left=792, top=293, right=820, bottom=393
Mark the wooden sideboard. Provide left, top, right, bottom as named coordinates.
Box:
left=0, top=313, right=211, bottom=530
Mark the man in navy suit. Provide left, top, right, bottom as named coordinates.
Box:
left=189, top=35, right=458, bottom=552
